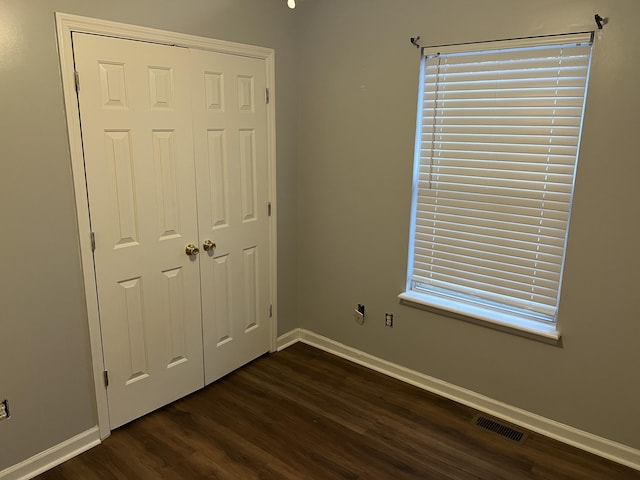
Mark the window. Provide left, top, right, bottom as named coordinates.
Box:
left=400, top=33, right=594, bottom=339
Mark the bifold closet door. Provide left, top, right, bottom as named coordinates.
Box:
left=190, top=49, right=271, bottom=385
left=73, top=33, right=204, bottom=429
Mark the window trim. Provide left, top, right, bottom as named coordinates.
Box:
left=398, top=291, right=561, bottom=344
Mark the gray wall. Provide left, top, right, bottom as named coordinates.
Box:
left=297, top=0, right=640, bottom=450
left=0, top=0, right=299, bottom=470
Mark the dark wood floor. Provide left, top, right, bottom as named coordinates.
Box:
left=37, top=343, right=639, bottom=479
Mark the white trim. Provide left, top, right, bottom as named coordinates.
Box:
left=398, top=291, right=561, bottom=344
left=266, top=47, right=278, bottom=354
left=276, top=328, right=301, bottom=351
left=276, top=329, right=640, bottom=472
left=55, top=13, right=110, bottom=440
left=55, top=13, right=276, bottom=57
left=55, top=12, right=278, bottom=437
left=0, top=427, right=100, bottom=480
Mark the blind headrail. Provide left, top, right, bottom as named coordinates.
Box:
left=421, top=32, right=594, bottom=57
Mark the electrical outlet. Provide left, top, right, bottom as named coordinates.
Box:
left=385, top=313, right=394, bottom=327
left=0, top=399, right=10, bottom=421
left=353, top=304, right=365, bottom=325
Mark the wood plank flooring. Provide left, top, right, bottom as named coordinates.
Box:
left=37, top=343, right=640, bottom=479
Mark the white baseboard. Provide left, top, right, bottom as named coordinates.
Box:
left=0, top=427, right=100, bottom=480
left=276, top=328, right=301, bottom=351
left=278, top=328, right=640, bottom=472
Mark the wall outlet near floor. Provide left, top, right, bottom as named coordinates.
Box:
left=0, top=399, right=10, bottom=421
left=354, top=304, right=365, bottom=325
left=385, top=313, right=394, bottom=327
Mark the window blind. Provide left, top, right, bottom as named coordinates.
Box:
left=409, top=34, right=593, bottom=323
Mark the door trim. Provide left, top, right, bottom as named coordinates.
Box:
left=55, top=12, right=278, bottom=440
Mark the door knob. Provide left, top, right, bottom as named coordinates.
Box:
left=185, top=244, right=199, bottom=256
left=202, top=240, right=216, bottom=252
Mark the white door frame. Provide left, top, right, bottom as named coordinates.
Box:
left=55, top=12, right=278, bottom=440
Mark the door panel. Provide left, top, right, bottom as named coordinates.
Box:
left=190, top=50, right=271, bottom=384
left=73, top=33, right=204, bottom=429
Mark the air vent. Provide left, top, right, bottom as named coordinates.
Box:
left=473, top=415, right=528, bottom=444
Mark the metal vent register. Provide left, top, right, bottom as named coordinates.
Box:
left=473, top=415, right=528, bottom=444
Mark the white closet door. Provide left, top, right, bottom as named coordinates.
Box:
left=74, top=33, right=204, bottom=428
left=190, top=49, right=272, bottom=384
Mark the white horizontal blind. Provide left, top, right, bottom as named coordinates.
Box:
left=411, top=35, right=593, bottom=322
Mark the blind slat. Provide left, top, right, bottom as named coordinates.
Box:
left=419, top=171, right=576, bottom=188
left=416, top=189, right=570, bottom=212
left=423, top=116, right=583, bottom=127
left=415, top=222, right=568, bottom=247
left=417, top=148, right=579, bottom=164
left=413, top=259, right=560, bottom=293
left=414, top=251, right=561, bottom=283
left=414, top=246, right=562, bottom=276
left=418, top=184, right=574, bottom=202
left=416, top=206, right=569, bottom=232
left=412, top=269, right=559, bottom=306
left=416, top=196, right=570, bottom=219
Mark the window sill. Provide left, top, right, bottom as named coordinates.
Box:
left=398, top=291, right=562, bottom=346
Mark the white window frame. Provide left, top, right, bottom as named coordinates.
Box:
left=399, top=33, right=595, bottom=342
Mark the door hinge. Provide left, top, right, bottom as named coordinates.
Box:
left=268, top=202, right=272, bottom=217
left=266, top=88, right=270, bottom=104
left=74, top=71, right=80, bottom=93
left=103, top=371, right=109, bottom=388
left=90, top=231, right=96, bottom=252
left=269, top=304, right=273, bottom=318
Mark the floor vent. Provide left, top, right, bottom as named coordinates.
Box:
left=473, top=415, right=528, bottom=444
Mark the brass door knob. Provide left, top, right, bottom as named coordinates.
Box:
left=185, top=244, right=199, bottom=256
left=202, top=240, right=216, bottom=252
